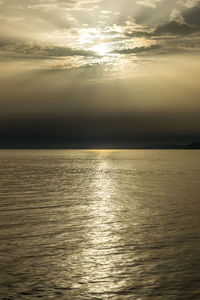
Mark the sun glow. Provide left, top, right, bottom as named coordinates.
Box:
left=91, top=44, right=109, bottom=56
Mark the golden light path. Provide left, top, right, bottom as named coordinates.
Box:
left=78, top=150, right=126, bottom=295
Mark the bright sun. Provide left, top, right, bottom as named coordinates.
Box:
left=91, top=44, right=108, bottom=56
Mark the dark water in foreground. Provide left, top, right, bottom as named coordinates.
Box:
left=0, top=150, right=200, bottom=300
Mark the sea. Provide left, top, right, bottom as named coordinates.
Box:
left=0, top=150, right=200, bottom=299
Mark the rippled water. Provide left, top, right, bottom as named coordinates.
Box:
left=0, top=150, right=200, bottom=299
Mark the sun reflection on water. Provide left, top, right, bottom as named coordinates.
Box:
left=78, top=151, right=126, bottom=294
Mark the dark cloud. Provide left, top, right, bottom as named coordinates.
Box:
left=125, top=30, right=152, bottom=38
left=42, top=46, right=95, bottom=57
left=112, top=44, right=160, bottom=54
left=124, top=4, right=200, bottom=39
left=0, top=38, right=96, bottom=58
left=182, top=4, right=200, bottom=26
left=125, top=22, right=200, bottom=39
left=153, top=21, right=200, bottom=36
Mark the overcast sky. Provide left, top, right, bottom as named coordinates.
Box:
left=0, top=0, right=200, bottom=146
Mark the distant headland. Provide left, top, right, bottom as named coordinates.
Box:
left=143, top=141, right=200, bottom=150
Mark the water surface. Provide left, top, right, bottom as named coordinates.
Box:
left=0, top=150, right=200, bottom=299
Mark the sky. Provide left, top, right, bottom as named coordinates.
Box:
left=0, top=0, right=200, bottom=147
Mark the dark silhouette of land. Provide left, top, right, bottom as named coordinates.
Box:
left=143, top=141, right=200, bottom=149
left=0, top=140, right=200, bottom=149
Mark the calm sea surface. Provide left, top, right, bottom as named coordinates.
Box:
left=0, top=150, right=200, bottom=299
